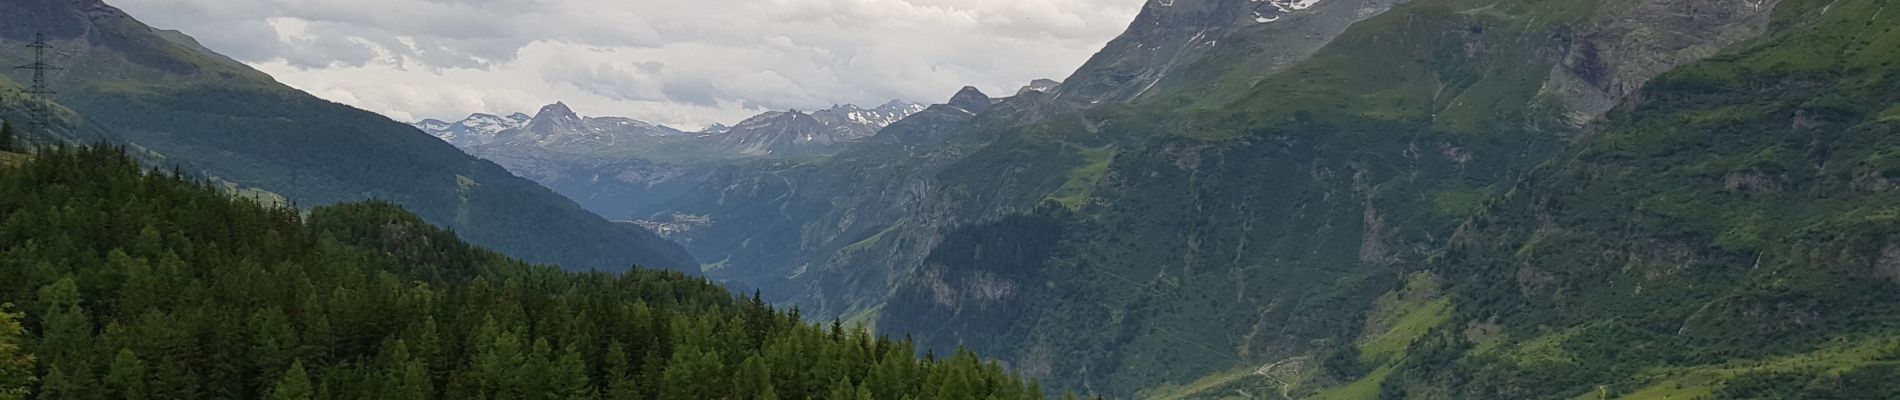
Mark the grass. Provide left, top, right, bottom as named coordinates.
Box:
left=210, top=177, right=290, bottom=208
left=1138, top=365, right=1262, bottom=400
left=1613, top=337, right=1900, bottom=399
left=1312, top=365, right=1394, bottom=400
left=838, top=221, right=906, bottom=256
left=1881, top=104, right=1900, bottom=122
left=455, top=174, right=481, bottom=191
left=1048, top=145, right=1117, bottom=210
left=1505, top=325, right=1585, bottom=369
left=1360, top=297, right=1453, bottom=364
left=1616, top=377, right=1717, bottom=400
left=842, top=304, right=883, bottom=334
left=1432, top=187, right=1493, bottom=220
left=0, top=151, right=27, bottom=167
left=700, top=257, right=730, bottom=274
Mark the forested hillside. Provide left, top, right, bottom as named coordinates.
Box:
left=0, top=146, right=1049, bottom=400
left=0, top=0, right=694, bottom=272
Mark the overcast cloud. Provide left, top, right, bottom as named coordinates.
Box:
left=109, top=0, right=1143, bottom=128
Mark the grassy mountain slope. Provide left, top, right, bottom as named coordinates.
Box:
left=1367, top=1, right=1900, bottom=397
left=0, top=0, right=693, bottom=271
left=871, top=0, right=1790, bottom=396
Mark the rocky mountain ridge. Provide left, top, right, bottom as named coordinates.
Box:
left=411, top=99, right=926, bottom=219
left=415, top=100, right=925, bottom=159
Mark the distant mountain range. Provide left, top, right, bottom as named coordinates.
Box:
left=416, top=100, right=924, bottom=160
left=411, top=100, right=928, bottom=219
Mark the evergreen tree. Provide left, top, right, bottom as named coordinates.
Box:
left=659, top=347, right=724, bottom=400
left=268, top=361, right=312, bottom=400
left=473, top=316, right=527, bottom=399
left=0, top=148, right=1045, bottom=400
left=827, top=377, right=857, bottom=400
left=36, top=278, right=96, bottom=400
left=386, top=361, right=429, bottom=400
left=0, top=121, right=15, bottom=152
left=106, top=349, right=147, bottom=400
left=732, top=354, right=772, bottom=399
left=552, top=344, right=593, bottom=400
left=602, top=341, right=641, bottom=400
left=0, top=306, right=31, bottom=400
left=39, top=366, right=74, bottom=400
left=246, top=308, right=298, bottom=393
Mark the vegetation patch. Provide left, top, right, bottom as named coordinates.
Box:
left=1048, top=145, right=1117, bottom=210
left=1312, top=365, right=1393, bottom=400
left=1361, top=297, right=1453, bottom=365
left=1137, top=364, right=1263, bottom=400
left=1615, top=337, right=1900, bottom=399
left=1431, top=187, right=1493, bottom=219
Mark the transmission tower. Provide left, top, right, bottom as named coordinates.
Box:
left=14, top=32, right=62, bottom=139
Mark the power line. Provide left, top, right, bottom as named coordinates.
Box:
left=14, top=32, right=62, bottom=139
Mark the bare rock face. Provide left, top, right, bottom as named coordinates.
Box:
left=1051, top=0, right=1412, bottom=108
left=946, top=86, right=994, bottom=114
left=1542, top=0, right=1783, bottom=126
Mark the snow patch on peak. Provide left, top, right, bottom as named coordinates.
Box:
left=1018, top=79, right=1062, bottom=96
left=1248, top=0, right=1324, bottom=22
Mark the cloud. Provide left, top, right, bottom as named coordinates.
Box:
left=109, top=0, right=1144, bottom=128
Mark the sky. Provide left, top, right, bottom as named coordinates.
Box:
left=109, top=0, right=1145, bottom=129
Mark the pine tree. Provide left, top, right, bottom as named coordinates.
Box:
left=637, top=341, right=667, bottom=400
left=0, top=306, right=31, bottom=400
left=660, top=348, right=723, bottom=400
left=37, top=278, right=97, bottom=400
left=603, top=341, right=642, bottom=400
left=0, top=121, right=16, bottom=152
left=40, top=365, right=74, bottom=400
left=473, top=316, right=526, bottom=399
left=106, top=349, right=148, bottom=400
left=732, top=354, right=772, bottom=399
left=247, top=308, right=298, bottom=393
left=268, top=361, right=313, bottom=400
left=521, top=338, right=556, bottom=397
left=387, top=361, right=429, bottom=400
left=827, top=377, right=856, bottom=400
left=552, top=344, right=593, bottom=400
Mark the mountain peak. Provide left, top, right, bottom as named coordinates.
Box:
left=879, top=99, right=914, bottom=109
left=698, top=123, right=733, bottom=135
left=535, top=102, right=579, bottom=120
left=947, top=86, right=993, bottom=114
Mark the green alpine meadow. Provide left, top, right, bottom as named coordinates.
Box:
left=5, top=0, right=1900, bottom=398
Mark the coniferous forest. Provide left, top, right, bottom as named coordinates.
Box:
left=0, top=146, right=1053, bottom=400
